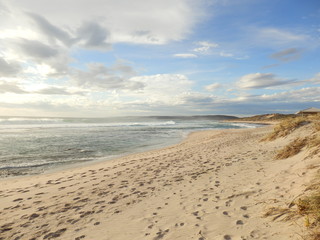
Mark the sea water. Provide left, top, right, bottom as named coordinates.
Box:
left=0, top=116, right=259, bottom=177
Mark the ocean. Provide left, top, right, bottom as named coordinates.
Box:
left=0, top=116, right=260, bottom=178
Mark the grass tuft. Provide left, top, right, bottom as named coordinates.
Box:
left=310, top=233, right=320, bottom=240
left=263, top=207, right=297, bottom=221
left=295, top=174, right=320, bottom=239
left=308, top=135, right=320, bottom=157
left=262, top=117, right=309, bottom=141
left=297, top=194, right=320, bottom=233
left=275, top=137, right=308, bottom=159
left=313, top=122, right=320, bottom=132
left=309, top=113, right=320, bottom=121
left=274, top=134, right=320, bottom=160
left=261, top=115, right=320, bottom=159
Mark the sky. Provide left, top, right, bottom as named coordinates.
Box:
left=0, top=0, right=319, bottom=117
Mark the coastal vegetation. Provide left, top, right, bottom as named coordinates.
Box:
left=262, top=114, right=320, bottom=239
left=297, top=191, right=320, bottom=239
left=267, top=115, right=320, bottom=159
left=235, top=113, right=296, bottom=122
left=262, top=116, right=308, bottom=141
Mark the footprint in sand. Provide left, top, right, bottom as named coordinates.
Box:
left=225, top=200, right=232, bottom=207
left=43, top=228, right=67, bottom=239
left=192, top=211, right=199, bottom=216
left=75, top=235, right=86, bottom=240
left=13, top=198, right=23, bottom=202
left=236, top=220, right=244, bottom=225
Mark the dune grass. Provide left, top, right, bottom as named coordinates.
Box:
left=308, top=135, right=320, bottom=157
left=275, top=137, right=308, bottom=159
left=261, top=115, right=320, bottom=160
left=296, top=191, right=320, bottom=239
left=236, top=113, right=296, bottom=122
left=274, top=128, right=320, bottom=160
left=297, top=194, right=320, bottom=222
left=309, top=113, right=320, bottom=121
left=313, top=122, right=320, bottom=132
left=262, top=117, right=308, bottom=141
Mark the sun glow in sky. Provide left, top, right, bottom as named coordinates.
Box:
left=0, top=0, right=319, bottom=117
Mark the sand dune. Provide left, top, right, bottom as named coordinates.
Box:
left=0, top=126, right=316, bottom=240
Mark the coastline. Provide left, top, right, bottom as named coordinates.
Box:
left=0, top=118, right=247, bottom=179
left=223, top=120, right=279, bottom=125
left=0, top=126, right=314, bottom=239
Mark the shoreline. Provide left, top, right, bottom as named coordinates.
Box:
left=0, top=126, right=314, bottom=239
left=0, top=127, right=224, bottom=182
left=0, top=128, right=185, bottom=180
left=0, top=122, right=260, bottom=180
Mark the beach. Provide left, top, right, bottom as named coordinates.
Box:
left=0, top=125, right=316, bottom=240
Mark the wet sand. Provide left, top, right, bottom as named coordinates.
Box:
left=0, top=126, right=316, bottom=240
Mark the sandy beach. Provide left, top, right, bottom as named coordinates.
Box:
left=0, top=125, right=317, bottom=240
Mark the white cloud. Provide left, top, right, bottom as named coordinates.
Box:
left=307, top=73, right=320, bottom=84
left=261, top=28, right=306, bottom=41
left=5, top=0, right=206, bottom=45
left=254, top=27, right=309, bottom=47
left=243, top=87, right=320, bottom=103
left=0, top=57, right=21, bottom=77
left=129, top=74, right=193, bottom=104
left=173, top=53, right=198, bottom=58
left=180, top=92, right=216, bottom=106
left=270, top=48, right=303, bottom=62
left=76, top=21, right=112, bottom=50
left=0, top=80, right=27, bottom=94
left=193, top=41, right=219, bottom=54
left=205, top=83, right=222, bottom=91
left=71, top=62, right=143, bottom=91
left=219, top=52, right=234, bottom=58
left=0, top=0, right=208, bottom=85
left=35, top=87, right=86, bottom=96
left=12, top=38, right=59, bottom=59
left=2, top=36, right=71, bottom=77
left=75, top=74, right=196, bottom=115
left=26, top=12, right=76, bottom=47
left=236, top=72, right=295, bottom=89
left=0, top=80, right=85, bottom=95
left=174, top=42, right=230, bottom=59
left=25, top=64, right=57, bottom=77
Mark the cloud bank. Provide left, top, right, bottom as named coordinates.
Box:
left=237, top=73, right=295, bottom=89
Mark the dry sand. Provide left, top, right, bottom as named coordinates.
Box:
left=0, top=126, right=317, bottom=240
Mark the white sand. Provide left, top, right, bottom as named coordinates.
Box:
left=0, top=126, right=317, bottom=240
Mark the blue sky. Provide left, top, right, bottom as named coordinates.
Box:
left=0, top=0, right=319, bottom=117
